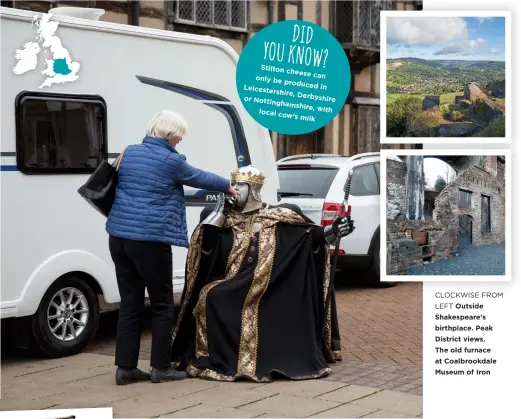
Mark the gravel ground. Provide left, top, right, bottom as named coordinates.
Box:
left=405, top=242, right=505, bottom=276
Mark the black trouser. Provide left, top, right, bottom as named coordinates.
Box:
left=109, top=236, right=174, bottom=370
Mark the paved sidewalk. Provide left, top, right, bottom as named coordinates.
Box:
left=86, top=283, right=423, bottom=395
left=0, top=353, right=422, bottom=418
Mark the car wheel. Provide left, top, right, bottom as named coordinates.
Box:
left=31, top=275, right=100, bottom=358
left=368, top=236, right=396, bottom=288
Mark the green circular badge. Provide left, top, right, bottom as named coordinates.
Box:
left=236, top=20, right=351, bottom=135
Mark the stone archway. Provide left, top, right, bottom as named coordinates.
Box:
left=424, top=155, right=498, bottom=176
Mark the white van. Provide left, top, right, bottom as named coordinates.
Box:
left=0, top=6, right=278, bottom=357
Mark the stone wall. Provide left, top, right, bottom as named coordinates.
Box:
left=386, top=158, right=407, bottom=220
left=405, top=156, right=425, bottom=220
left=422, top=95, right=440, bottom=110
left=464, top=82, right=489, bottom=101
left=497, top=157, right=505, bottom=180
left=433, top=163, right=505, bottom=249
left=487, top=79, right=505, bottom=98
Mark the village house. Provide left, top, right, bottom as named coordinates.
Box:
left=2, top=0, right=423, bottom=158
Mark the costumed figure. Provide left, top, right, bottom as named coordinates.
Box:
left=170, top=166, right=354, bottom=382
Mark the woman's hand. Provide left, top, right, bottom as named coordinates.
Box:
left=228, top=184, right=238, bottom=198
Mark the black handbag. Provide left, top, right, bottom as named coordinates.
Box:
left=77, top=149, right=126, bottom=217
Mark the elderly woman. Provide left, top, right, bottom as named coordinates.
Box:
left=106, top=110, right=236, bottom=385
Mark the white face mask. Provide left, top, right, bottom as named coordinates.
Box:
left=231, top=182, right=263, bottom=214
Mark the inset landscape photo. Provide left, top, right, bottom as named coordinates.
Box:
left=381, top=12, right=510, bottom=141
left=381, top=150, right=511, bottom=281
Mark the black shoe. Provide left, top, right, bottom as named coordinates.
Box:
left=150, top=367, right=188, bottom=383
left=115, top=367, right=151, bottom=386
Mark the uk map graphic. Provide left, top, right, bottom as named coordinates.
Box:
left=12, top=12, right=80, bottom=88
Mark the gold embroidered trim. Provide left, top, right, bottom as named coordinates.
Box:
left=171, top=226, right=204, bottom=343
left=194, top=225, right=251, bottom=357
left=322, top=243, right=335, bottom=362
left=236, top=219, right=277, bottom=376
left=289, top=367, right=331, bottom=380
left=256, top=206, right=312, bottom=225
left=186, top=364, right=330, bottom=382
left=225, top=228, right=239, bottom=270
left=224, top=206, right=312, bottom=229
left=187, top=364, right=271, bottom=383
left=194, top=280, right=223, bottom=358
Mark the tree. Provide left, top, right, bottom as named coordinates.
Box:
left=386, top=95, right=423, bottom=137
left=444, top=164, right=455, bottom=184
left=434, top=176, right=447, bottom=192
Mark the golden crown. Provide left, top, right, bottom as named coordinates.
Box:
left=230, top=169, right=265, bottom=185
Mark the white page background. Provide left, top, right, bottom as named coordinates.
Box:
left=420, top=0, right=519, bottom=418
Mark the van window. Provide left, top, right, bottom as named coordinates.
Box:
left=350, top=164, right=379, bottom=196
left=278, top=166, right=339, bottom=198
left=16, top=92, right=107, bottom=174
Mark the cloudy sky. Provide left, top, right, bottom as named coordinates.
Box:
left=388, top=157, right=456, bottom=189
left=386, top=16, right=505, bottom=61
left=424, top=158, right=456, bottom=188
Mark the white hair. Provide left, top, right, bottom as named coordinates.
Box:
left=146, top=110, right=188, bottom=139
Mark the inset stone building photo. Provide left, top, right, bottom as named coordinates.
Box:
left=385, top=154, right=506, bottom=276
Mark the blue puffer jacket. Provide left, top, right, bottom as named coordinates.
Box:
left=106, top=136, right=231, bottom=248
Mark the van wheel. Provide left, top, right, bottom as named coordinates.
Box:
left=31, top=276, right=100, bottom=358
left=368, top=236, right=396, bottom=288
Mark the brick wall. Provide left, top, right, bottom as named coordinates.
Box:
left=386, top=220, right=450, bottom=274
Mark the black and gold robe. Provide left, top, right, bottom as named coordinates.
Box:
left=170, top=203, right=342, bottom=382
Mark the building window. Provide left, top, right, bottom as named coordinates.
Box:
left=175, top=0, right=248, bottom=32
left=16, top=92, right=107, bottom=174
left=349, top=163, right=380, bottom=196
left=332, top=0, right=397, bottom=48
left=481, top=195, right=491, bottom=233
left=352, top=105, right=380, bottom=154
left=459, top=189, right=472, bottom=209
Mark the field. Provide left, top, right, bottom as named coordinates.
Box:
left=387, top=92, right=464, bottom=106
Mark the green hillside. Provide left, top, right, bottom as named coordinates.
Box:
left=386, top=58, right=506, bottom=138
left=386, top=58, right=505, bottom=94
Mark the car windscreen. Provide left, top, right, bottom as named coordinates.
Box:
left=277, top=165, right=339, bottom=198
